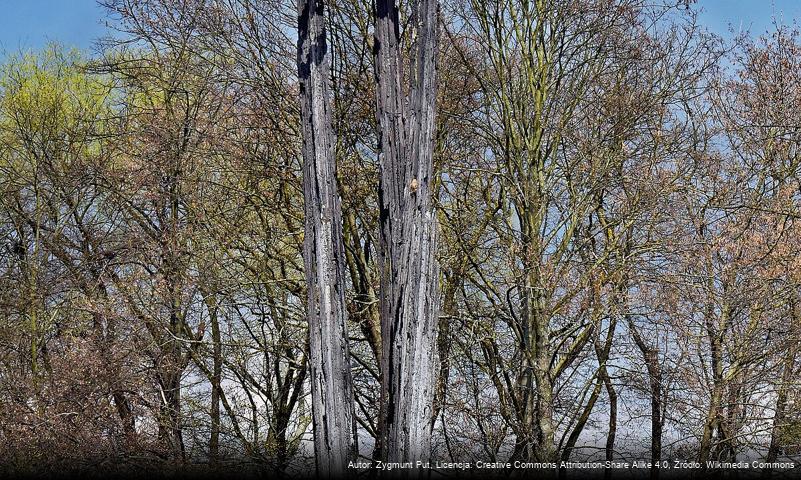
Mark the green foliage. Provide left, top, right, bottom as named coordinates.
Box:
left=0, top=44, right=110, bottom=170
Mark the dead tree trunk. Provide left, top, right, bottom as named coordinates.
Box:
left=297, top=0, right=358, bottom=476
left=374, top=0, right=441, bottom=465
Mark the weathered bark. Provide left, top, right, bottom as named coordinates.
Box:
left=374, top=0, right=441, bottom=465
left=297, top=0, right=358, bottom=476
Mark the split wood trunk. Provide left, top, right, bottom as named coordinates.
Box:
left=297, top=0, right=358, bottom=476
left=374, top=0, right=441, bottom=465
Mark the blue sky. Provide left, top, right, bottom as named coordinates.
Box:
left=0, top=0, right=107, bottom=56
left=0, top=0, right=800, bottom=58
left=698, top=0, right=801, bottom=37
